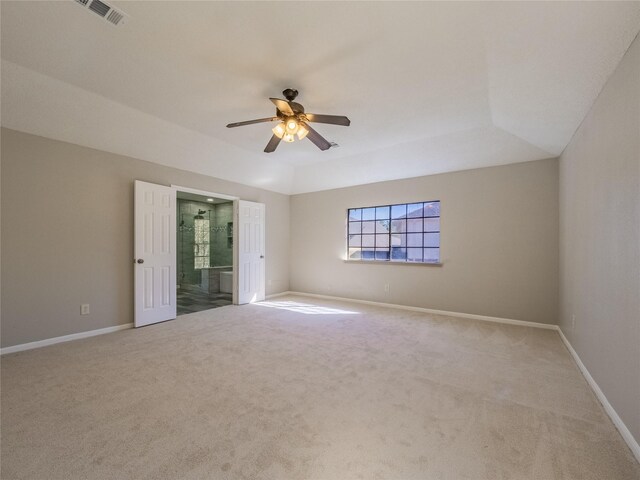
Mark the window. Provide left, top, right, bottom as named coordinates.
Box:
left=193, top=218, right=210, bottom=269
left=347, top=201, right=440, bottom=263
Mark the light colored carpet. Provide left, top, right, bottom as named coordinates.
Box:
left=1, top=295, right=638, bottom=480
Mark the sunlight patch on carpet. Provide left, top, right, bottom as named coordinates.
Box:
left=256, top=301, right=360, bottom=315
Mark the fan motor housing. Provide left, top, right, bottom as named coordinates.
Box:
left=290, top=102, right=304, bottom=114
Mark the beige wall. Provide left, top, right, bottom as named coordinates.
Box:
left=0, top=128, right=290, bottom=347
left=290, top=159, right=559, bottom=324
left=559, top=35, right=640, bottom=442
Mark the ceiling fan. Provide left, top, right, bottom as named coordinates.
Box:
left=226, top=88, right=350, bottom=153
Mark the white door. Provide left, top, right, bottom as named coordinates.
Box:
left=237, top=200, right=265, bottom=304
left=134, top=180, right=177, bottom=327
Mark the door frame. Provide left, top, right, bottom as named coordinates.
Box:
left=171, top=185, right=240, bottom=305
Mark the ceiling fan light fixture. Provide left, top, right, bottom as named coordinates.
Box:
left=285, top=118, right=299, bottom=134
left=297, top=124, right=309, bottom=140
left=283, top=133, right=295, bottom=143
left=272, top=123, right=285, bottom=138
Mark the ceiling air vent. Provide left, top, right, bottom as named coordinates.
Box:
left=88, top=0, right=110, bottom=17
left=73, top=0, right=129, bottom=27
left=105, top=9, right=124, bottom=26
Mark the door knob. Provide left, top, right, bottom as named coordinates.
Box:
left=137, top=259, right=144, bottom=264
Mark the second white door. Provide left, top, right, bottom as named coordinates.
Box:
left=237, top=200, right=265, bottom=304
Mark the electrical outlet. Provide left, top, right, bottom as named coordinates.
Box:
left=384, top=283, right=390, bottom=293
left=81, top=304, right=90, bottom=315
left=571, top=314, right=576, bottom=329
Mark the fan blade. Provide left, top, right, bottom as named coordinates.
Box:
left=303, top=123, right=332, bottom=151
left=264, top=134, right=282, bottom=153
left=305, top=113, right=351, bottom=126
left=269, top=98, right=294, bottom=116
left=226, top=117, right=277, bottom=128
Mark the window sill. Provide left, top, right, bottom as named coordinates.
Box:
left=343, top=260, right=442, bottom=266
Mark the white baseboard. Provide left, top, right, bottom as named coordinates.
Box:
left=1, top=323, right=133, bottom=355
left=283, top=291, right=557, bottom=330
left=557, top=327, right=640, bottom=463
left=265, top=291, right=292, bottom=300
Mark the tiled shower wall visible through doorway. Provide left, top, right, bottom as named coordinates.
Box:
left=177, top=199, right=233, bottom=288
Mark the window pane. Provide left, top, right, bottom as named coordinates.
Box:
left=424, top=233, right=439, bottom=248
left=391, top=204, right=407, bottom=219
left=361, top=249, right=375, bottom=260
left=361, top=221, right=375, bottom=234
left=375, top=249, right=390, bottom=260
left=391, top=247, right=406, bottom=260
left=375, top=219, right=390, bottom=233
left=407, top=203, right=423, bottom=218
left=375, top=234, right=389, bottom=248
left=348, top=248, right=361, bottom=260
left=424, top=248, right=440, bottom=263
left=391, top=219, right=406, bottom=233
left=407, top=218, right=422, bottom=232
left=349, top=221, right=362, bottom=234
left=362, top=235, right=375, bottom=247
left=407, top=248, right=422, bottom=262
left=391, top=233, right=405, bottom=247
left=424, top=217, right=440, bottom=232
left=424, top=201, right=440, bottom=217
left=407, top=233, right=422, bottom=247
left=375, top=206, right=390, bottom=220
left=195, top=255, right=210, bottom=269
left=194, top=219, right=210, bottom=243
left=348, top=209, right=362, bottom=221
left=348, top=234, right=361, bottom=247
left=362, top=208, right=376, bottom=221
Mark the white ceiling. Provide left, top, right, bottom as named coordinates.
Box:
left=2, top=1, right=639, bottom=194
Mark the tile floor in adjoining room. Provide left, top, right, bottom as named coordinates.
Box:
left=177, top=284, right=232, bottom=315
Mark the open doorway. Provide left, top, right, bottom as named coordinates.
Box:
left=176, top=191, right=234, bottom=315
left=134, top=182, right=263, bottom=328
